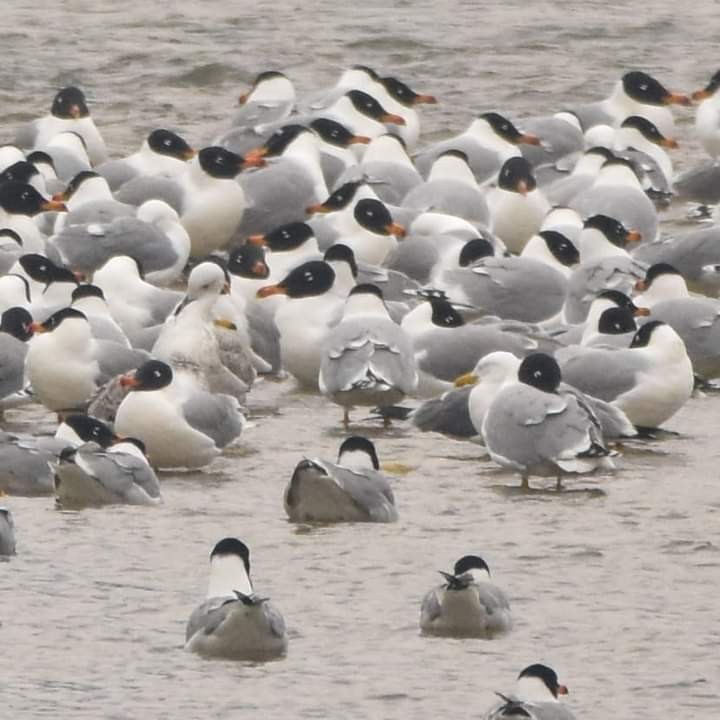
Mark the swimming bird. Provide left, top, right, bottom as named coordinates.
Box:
left=420, top=554, right=512, bottom=638
left=285, top=436, right=397, bottom=522
left=482, top=353, right=614, bottom=489
left=54, top=437, right=161, bottom=508
left=185, top=537, right=287, bottom=660
left=115, top=360, right=245, bottom=469
left=0, top=507, right=16, bottom=555
left=484, top=663, right=575, bottom=720
left=319, top=283, right=418, bottom=426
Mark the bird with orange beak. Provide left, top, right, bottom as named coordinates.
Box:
left=15, top=85, right=108, bottom=165
left=691, top=69, right=720, bottom=160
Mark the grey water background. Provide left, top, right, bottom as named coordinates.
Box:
left=1, top=1, right=719, bottom=717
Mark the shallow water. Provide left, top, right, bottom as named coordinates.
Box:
left=2, top=1, right=720, bottom=718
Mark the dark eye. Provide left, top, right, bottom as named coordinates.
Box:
left=640, top=83, right=648, bottom=91
left=153, top=370, right=161, bottom=378
left=304, top=271, right=314, bottom=281
left=163, top=139, right=172, bottom=147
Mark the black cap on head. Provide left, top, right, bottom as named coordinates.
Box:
left=0, top=161, right=40, bottom=186
left=345, top=90, right=392, bottom=120
left=19, top=253, right=78, bottom=286
left=437, top=148, right=470, bottom=164
left=198, top=146, right=244, bottom=179
left=621, top=71, right=671, bottom=105
left=324, top=243, right=358, bottom=278
left=41, top=307, right=87, bottom=332
left=538, top=231, right=579, bottom=267
left=278, top=260, right=336, bottom=298
left=253, top=69, right=287, bottom=85
left=479, top=112, right=523, bottom=142
left=350, top=64, right=379, bottom=79
left=349, top=282, right=383, bottom=300
left=428, top=296, right=464, bottom=328
left=353, top=198, right=395, bottom=234
left=585, top=146, right=615, bottom=161
left=64, top=170, right=102, bottom=199
left=210, top=537, right=251, bottom=574
left=338, top=435, right=380, bottom=469
left=596, top=289, right=638, bottom=312
left=0, top=182, right=52, bottom=216
left=310, top=118, right=358, bottom=148
left=227, top=244, right=269, bottom=279
left=517, top=352, right=561, bottom=393
left=264, top=222, right=315, bottom=252
left=597, top=306, right=637, bottom=335
left=497, top=156, right=536, bottom=193
left=630, top=320, right=666, bottom=348
left=51, top=86, right=89, bottom=118
left=454, top=555, right=490, bottom=576
left=63, top=414, right=115, bottom=448
left=71, top=284, right=104, bottom=303
left=0, top=306, right=33, bottom=341
left=458, top=238, right=495, bottom=267
left=147, top=129, right=194, bottom=160
left=261, top=124, right=308, bottom=157
left=26, top=150, right=55, bottom=168
left=379, top=76, right=418, bottom=107
left=0, top=228, right=23, bottom=246
left=583, top=214, right=633, bottom=248
left=701, top=70, right=720, bottom=95
left=314, top=181, right=363, bottom=212
left=130, top=360, right=174, bottom=391
left=518, top=664, right=564, bottom=698
left=643, top=262, right=681, bottom=287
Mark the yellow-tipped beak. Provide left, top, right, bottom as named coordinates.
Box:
left=454, top=372, right=479, bottom=387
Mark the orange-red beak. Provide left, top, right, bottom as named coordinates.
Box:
left=413, top=94, right=438, bottom=105
left=518, top=133, right=541, bottom=146
left=69, top=104, right=82, bottom=119
left=181, top=148, right=197, bottom=160
left=30, top=321, right=47, bottom=334
left=256, top=284, right=288, bottom=299
left=381, top=112, right=406, bottom=125
left=247, top=233, right=266, bottom=247
left=557, top=685, right=569, bottom=696
left=385, top=221, right=406, bottom=238
left=692, top=88, right=712, bottom=102
left=351, top=135, right=371, bottom=145
left=634, top=305, right=651, bottom=316
left=240, top=152, right=267, bottom=170
left=660, top=137, right=679, bottom=150
left=634, top=278, right=648, bottom=292
left=626, top=229, right=642, bottom=243
left=662, top=92, right=691, bottom=106
left=119, top=373, right=140, bottom=388
left=516, top=180, right=529, bottom=196
left=43, top=198, right=67, bottom=212
left=306, top=202, right=330, bottom=215
left=238, top=92, right=249, bottom=105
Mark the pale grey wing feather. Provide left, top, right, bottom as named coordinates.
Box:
left=356, top=161, right=422, bottom=206
left=674, top=161, right=720, bottom=204
left=114, top=176, right=184, bottom=214
left=560, top=382, right=636, bottom=438
left=419, top=587, right=443, bottom=624
left=414, top=325, right=530, bottom=383
left=474, top=581, right=511, bottom=614
left=322, top=319, right=417, bottom=394
left=230, top=99, right=295, bottom=129
left=181, top=390, right=244, bottom=448
left=245, top=301, right=282, bottom=373
left=414, top=137, right=500, bottom=183
left=53, top=216, right=179, bottom=274
left=64, top=200, right=135, bottom=228
left=483, top=384, right=591, bottom=467
left=94, top=342, right=149, bottom=384
left=564, top=257, right=648, bottom=324
left=264, top=601, right=287, bottom=639
left=557, top=347, right=646, bottom=403
left=235, top=159, right=317, bottom=237
left=73, top=447, right=160, bottom=499
left=411, top=386, right=476, bottom=437
left=520, top=114, right=584, bottom=167
left=326, top=461, right=397, bottom=521
left=96, top=159, right=139, bottom=190
left=0, top=336, right=27, bottom=398
left=14, top=119, right=40, bottom=149
left=403, top=179, right=490, bottom=225
left=0, top=439, right=56, bottom=495
left=185, top=596, right=234, bottom=641
left=355, top=263, right=422, bottom=303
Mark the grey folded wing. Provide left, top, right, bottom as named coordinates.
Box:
left=329, top=462, right=398, bottom=521
left=182, top=390, right=244, bottom=448
left=411, top=386, right=477, bottom=437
